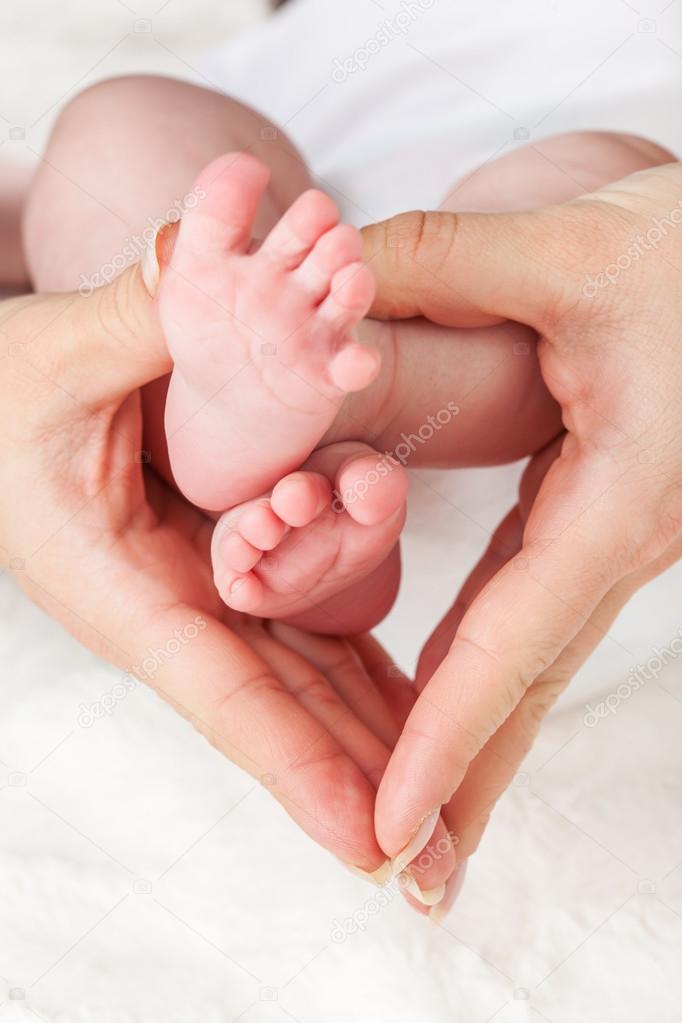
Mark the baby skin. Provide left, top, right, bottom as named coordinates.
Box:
left=160, top=132, right=668, bottom=635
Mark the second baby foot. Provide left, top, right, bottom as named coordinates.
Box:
left=210, top=442, right=408, bottom=630
left=161, top=152, right=379, bottom=512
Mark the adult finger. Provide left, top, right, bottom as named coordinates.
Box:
left=375, top=440, right=655, bottom=860
left=447, top=522, right=682, bottom=861
left=249, top=623, right=394, bottom=784
left=416, top=505, right=525, bottom=690
left=349, top=633, right=416, bottom=728
left=270, top=624, right=404, bottom=749
left=361, top=205, right=573, bottom=329
left=2, top=262, right=170, bottom=414
left=268, top=625, right=456, bottom=901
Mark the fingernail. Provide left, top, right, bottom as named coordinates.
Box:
left=429, top=860, right=468, bottom=924
left=391, top=808, right=440, bottom=876
left=140, top=220, right=174, bottom=296
left=400, top=873, right=446, bottom=907
left=341, top=859, right=392, bottom=886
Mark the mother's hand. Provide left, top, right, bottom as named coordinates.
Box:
left=0, top=266, right=407, bottom=878
left=361, top=162, right=682, bottom=881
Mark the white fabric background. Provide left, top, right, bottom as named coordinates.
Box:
left=1, top=1, right=682, bottom=1021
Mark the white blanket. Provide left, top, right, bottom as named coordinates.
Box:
left=2, top=1, right=682, bottom=1020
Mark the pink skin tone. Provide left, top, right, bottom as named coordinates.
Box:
left=162, top=153, right=380, bottom=509
left=19, top=71, right=676, bottom=911
left=210, top=441, right=408, bottom=627
left=161, top=153, right=409, bottom=628
left=160, top=130, right=661, bottom=636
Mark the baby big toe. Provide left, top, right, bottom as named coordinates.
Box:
left=336, top=452, right=409, bottom=526
left=175, top=152, right=270, bottom=263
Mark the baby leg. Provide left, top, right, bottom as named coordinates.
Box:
left=25, top=75, right=311, bottom=294
left=24, top=75, right=405, bottom=635
left=439, top=130, right=672, bottom=213
left=25, top=76, right=383, bottom=512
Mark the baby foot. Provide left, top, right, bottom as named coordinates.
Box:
left=210, top=442, right=408, bottom=632
left=160, top=152, right=379, bottom=512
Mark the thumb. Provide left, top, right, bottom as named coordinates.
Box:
left=361, top=207, right=572, bottom=330
left=13, top=229, right=176, bottom=412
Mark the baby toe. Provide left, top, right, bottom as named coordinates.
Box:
left=258, top=189, right=339, bottom=271
left=319, top=262, right=376, bottom=327
left=335, top=452, right=408, bottom=526
left=329, top=343, right=381, bottom=392
left=238, top=503, right=288, bottom=550
left=218, top=529, right=262, bottom=574
left=174, top=152, right=270, bottom=263
left=218, top=571, right=264, bottom=613
left=294, top=224, right=363, bottom=302
left=271, top=470, right=332, bottom=527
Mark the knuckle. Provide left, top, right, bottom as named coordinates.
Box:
left=380, top=209, right=458, bottom=276
left=293, top=670, right=340, bottom=709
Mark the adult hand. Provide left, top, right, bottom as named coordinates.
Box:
left=0, top=264, right=423, bottom=881
left=361, top=161, right=682, bottom=881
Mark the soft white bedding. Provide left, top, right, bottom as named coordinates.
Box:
left=1, top=1, right=682, bottom=1020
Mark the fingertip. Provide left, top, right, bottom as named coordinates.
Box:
left=336, top=454, right=408, bottom=526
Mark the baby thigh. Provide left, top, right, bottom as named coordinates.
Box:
left=440, top=130, right=674, bottom=214
left=24, top=74, right=313, bottom=294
